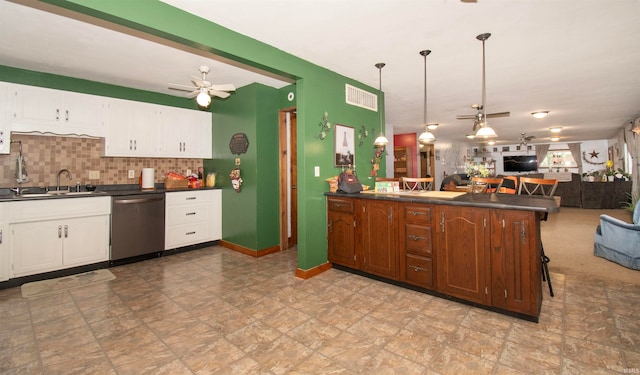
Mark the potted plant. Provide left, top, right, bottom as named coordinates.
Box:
left=615, top=168, right=631, bottom=181
left=622, top=191, right=639, bottom=218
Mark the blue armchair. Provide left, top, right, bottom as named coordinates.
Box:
left=594, top=202, right=640, bottom=270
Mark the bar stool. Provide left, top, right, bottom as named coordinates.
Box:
left=401, top=177, right=434, bottom=192
left=518, top=177, right=558, bottom=297
left=470, top=177, right=504, bottom=194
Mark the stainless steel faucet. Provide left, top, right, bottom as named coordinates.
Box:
left=56, top=169, right=72, bottom=191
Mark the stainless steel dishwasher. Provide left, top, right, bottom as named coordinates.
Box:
left=110, top=193, right=165, bottom=265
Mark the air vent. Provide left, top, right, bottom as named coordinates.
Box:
left=345, top=84, right=378, bottom=111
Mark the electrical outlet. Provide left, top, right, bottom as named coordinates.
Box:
left=88, top=170, right=100, bottom=179
left=186, top=169, right=192, bottom=176
left=128, top=170, right=135, bottom=179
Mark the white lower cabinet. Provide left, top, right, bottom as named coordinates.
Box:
left=0, top=203, right=8, bottom=281
left=8, top=197, right=110, bottom=278
left=165, top=190, right=221, bottom=250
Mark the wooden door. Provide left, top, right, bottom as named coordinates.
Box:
left=436, top=205, right=491, bottom=305
left=490, top=209, right=541, bottom=316
left=359, top=200, right=398, bottom=279
left=279, top=108, right=297, bottom=250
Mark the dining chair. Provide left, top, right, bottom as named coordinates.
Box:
left=500, top=176, right=518, bottom=194
left=401, top=177, right=434, bottom=192
left=470, top=177, right=504, bottom=194
left=517, top=177, right=558, bottom=297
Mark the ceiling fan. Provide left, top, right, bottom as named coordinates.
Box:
left=518, top=132, right=535, bottom=146
left=456, top=33, right=510, bottom=135
left=168, top=65, right=236, bottom=107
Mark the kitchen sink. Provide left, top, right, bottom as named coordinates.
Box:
left=18, top=191, right=106, bottom=198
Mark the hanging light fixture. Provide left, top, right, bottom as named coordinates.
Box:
left=475, top=33, right=498, bottom=139
left=374, top=63, right=389, bottom=146
left=418, top=50, right=436, bottom=144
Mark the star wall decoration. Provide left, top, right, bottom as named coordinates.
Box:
left=589, top=150, right=600, bottom=159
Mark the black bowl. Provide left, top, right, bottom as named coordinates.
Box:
left=85, top=184, right=97, bottom=192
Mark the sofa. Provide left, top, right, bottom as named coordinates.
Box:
left=594, top=203, right=640, bottom=270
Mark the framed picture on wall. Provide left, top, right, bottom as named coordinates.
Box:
left=502, top=146, right=510, bottom=152
left=334, top=124, right=355, bottom=167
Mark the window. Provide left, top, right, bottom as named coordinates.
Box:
left=538, top=149, right=578, bottom=170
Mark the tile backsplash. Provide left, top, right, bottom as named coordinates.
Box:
left=1, top=134, right=202, bottom=188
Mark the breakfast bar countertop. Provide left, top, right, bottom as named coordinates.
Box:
left=326, top=190, right=560, bottom=213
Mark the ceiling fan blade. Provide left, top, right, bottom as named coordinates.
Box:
left=209, top=89, right=231, bottom=99
left=486, top=111, right=510, bottom=118
left=456, top=115, right=476, bottom=120
left=168, top=83, right=196, bottom=92
left=211, top=83, right=236, bottom=92
left=190, top=75, right=206, bottom=87
left=185, top=90, right=199, bottom=99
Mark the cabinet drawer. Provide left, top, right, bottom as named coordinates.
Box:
left=405, top=254, right=433, bottom=288
left=403, top=205, right=432, bottom=224
left=166, top=190, right=213, bottom=205
left=165, top=221, right=212, bottom=249
left=327, top=198, right=353, bottom=213
left=404, top=224, right=432, bottom=256
left=165, top=204, right=212, bottom=226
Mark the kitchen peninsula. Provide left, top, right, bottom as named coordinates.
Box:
left=326, top=190, right=560, bottom=321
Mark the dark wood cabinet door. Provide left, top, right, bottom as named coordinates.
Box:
left=360, top=200, right=398, bottom=279
left=436, top=205, right=490, bottom=305
left=327, top=198, right=356, bottom=267
left=490, top=209, right=541, bottom=315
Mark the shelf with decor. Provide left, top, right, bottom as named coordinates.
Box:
left=394, top=146, right=413, bottom=178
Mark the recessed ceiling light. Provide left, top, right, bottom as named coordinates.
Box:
left=550, top=136, right=560, bottom=141
left=531, top=111, right=549, bottom=119
left=466, top=134, right=476, bottom=139
left=549, top=127, right=563, bottom=133
left=488, top=140, right=496, bottom=145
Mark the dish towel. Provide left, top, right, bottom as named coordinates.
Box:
left=15, top=151, right=28, bottom=183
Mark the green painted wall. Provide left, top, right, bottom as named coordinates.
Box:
left=204, top=83, right=280, bottom=251
left=16, top=0, right=386, bottom=271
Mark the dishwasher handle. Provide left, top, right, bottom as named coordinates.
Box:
left=113, top=195, right=165, bottom=205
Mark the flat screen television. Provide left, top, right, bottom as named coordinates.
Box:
left=503, top=155, right=538, bottom=172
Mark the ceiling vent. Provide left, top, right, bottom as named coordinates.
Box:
left=345, top=84, right=378, bottom=111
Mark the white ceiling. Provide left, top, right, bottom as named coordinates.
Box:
left=1, top=0, right=639, bottom=146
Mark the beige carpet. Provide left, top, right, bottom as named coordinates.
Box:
left=21, top=269, right=115, bottom=298
left=542, top=207, right=639, bottom=284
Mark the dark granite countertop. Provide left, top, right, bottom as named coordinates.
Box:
left=0, top=184, right=220, bottom=202
left=325, top=190, right=560, bottom=213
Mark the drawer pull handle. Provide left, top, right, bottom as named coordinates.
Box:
left=185, top=231, right=196, bottom=235
left=186, top=197, right=197, bottom=200
left=408, top=235, right=427, bottom=241
left=409, top=265, right=428, bottom=272
left=186, top=212, right=196, bottom=216
left=334, top=203, right=344, bottom=207
left=409, top=211, right=427, bottom=216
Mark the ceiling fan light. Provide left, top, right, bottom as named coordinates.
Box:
left=549, top=127, right=562, bottom=133
left=374, top=132, right=389, bottom=146
left=466, top=134, right=476, bottom=139
left=475, top=125, right=497, bottom=138
left=418, top=129, right=436, bottom=143
left=196, top=90, right=211, bottom=107
left=426, top=123, right=439, bottom=130
left=531, top=111, right=549, bottom=119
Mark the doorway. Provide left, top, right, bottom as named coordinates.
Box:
left=420, top=144, right=435, bottom=179
left=279, top=108, right=297, bottom=250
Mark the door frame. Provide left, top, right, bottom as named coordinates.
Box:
left=279, top=108, right=297, bottom=250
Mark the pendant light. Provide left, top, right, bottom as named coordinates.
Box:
left=373, top=63, right=389, bottom=146
left=418, top=50, right=436, bottom=143
left=474, top=33, right=497, bottom=139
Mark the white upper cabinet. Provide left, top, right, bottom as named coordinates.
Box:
left=0, top=82, right=13, bottom=154
left=103, top=98, right=159, bottom=157
left=157, top=106, right=212, bottom=159
left=10, top=83, right=106, bottom=137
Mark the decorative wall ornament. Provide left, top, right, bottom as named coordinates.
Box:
left=582, top=151, right=606, bottom=165
left=316, top=111, right=331, bottom=140
left=229, top=167, right=243, bottom=192
left=357, top=125, right=370, bottom=146
left=370, top=147, right=383, bottom=176
left=229, top=133, right=249, bottom=155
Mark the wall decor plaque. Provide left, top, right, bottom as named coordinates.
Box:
left=229, top=133, right=249, bottom=155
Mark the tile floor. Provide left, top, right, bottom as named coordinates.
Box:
left=1, top=246, right=639, bottom=374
